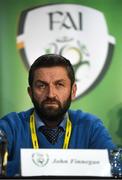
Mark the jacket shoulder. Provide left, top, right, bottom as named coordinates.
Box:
left=68, top=109, right=99, bottom=119
left=68, top=109, right=101, bottom=125
left=0, top=108, right=33, bottom=126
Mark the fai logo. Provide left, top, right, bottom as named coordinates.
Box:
left=16, top=4, right=115, bottom=99
left=32, top=152, right=49, bottom=167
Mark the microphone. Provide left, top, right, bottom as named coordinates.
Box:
left=0, top=129, right=8, bottom=176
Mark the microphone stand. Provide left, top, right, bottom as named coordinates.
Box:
left=0, top=133, right=8, bottom=176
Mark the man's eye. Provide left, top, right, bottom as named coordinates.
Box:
left=57, top=83, right=64, bottom=87
left=37, top=83, right=46, bottom=89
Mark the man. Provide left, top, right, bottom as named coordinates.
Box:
left=0, top=54, right=116, bottom=176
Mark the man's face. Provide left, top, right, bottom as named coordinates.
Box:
left=28, top=66, right=77, bottom=120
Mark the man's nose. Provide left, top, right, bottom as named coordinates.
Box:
left=47, top=85, right=56, bottom=98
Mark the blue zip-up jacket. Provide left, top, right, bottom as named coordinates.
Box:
left=0, top=108, right=116, bottom=176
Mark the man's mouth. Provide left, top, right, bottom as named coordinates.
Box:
left=44, top=101, right=58, bottom=106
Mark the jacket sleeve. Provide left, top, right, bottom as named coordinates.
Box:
left=89, top=118, right=116, bottom=149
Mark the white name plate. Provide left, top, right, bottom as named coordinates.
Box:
left=20, top=149, right=112, bottom=177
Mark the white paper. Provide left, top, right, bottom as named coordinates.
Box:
left=20, top=149, right=112, bottom=177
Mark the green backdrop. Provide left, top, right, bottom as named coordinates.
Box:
left=0, top=0, right=122, bottom=147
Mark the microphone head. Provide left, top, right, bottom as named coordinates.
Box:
left=0, top=129, right=7, bottom=144
left=0, top=129, right=8, bottom=176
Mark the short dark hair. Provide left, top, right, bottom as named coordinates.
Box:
left=28, top=54, right=75, bottom=87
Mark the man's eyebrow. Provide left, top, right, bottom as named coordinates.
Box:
left=55, top=79, right=66, bottom=83
left=35, top=79, right=67, bottom=84
left=35, top=80, right=48, bottom=84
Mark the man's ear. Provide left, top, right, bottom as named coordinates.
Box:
left=27, top=86, right=32, bottom=98
left=71, top=83, right=77, bottom=100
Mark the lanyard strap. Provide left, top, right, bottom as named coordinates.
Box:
left=63, top=117, right=72, bottom=149
left=30, top=112, right=72, bottom=149
left=30, top=113, right=39, bottom=149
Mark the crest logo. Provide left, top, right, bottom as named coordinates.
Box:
left=32, top=152, right=49, bottom=167
left=16, top=4, right=115, bottom=99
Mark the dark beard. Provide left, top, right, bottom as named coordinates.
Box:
left=31, top=95, right=71, bottom=123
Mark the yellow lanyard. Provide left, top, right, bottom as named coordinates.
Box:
left=30, top=112, right=72, bottom=149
